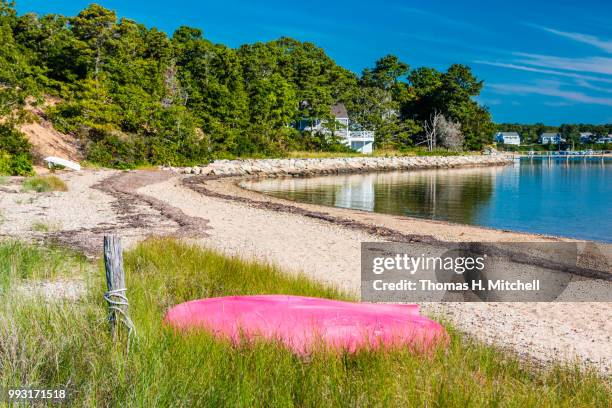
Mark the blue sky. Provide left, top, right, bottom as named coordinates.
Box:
left=15, top=0, right=612, bottom=125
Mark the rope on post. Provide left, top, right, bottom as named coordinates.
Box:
left=103, top=235, right=136, bottom=352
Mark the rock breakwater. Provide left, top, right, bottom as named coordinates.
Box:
left=163, top=155, right=513, bottom=178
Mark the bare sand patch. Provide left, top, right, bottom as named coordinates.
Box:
left=0, top=170, right=179, bottom=256
left=19, top=121, right=82, bottom=164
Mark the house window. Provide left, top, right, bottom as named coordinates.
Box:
left=351, top=141, right=365, bottom=150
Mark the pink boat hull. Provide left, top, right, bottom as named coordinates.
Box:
left=164, top=295, right=448, bottom=354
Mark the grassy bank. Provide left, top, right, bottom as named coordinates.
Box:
left=0, top=239, right=609, bottom=407
left=279, top=148, right=468, bottom=159
left=210, top=148, right=469, bottom=161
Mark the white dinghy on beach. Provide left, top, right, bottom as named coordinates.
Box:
left=44, top=156, right=81, bottom=171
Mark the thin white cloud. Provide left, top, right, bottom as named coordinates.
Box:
left=574, top=79, right=612, bottom=94
left=532, top=25, right=612, bottom=54
left=475, top=60, right=612, bottom=84
left=489, top=82, right=612, bottom=106
left=474, top=22, right=612, bottom=112
left=514, top=53, right=612, bottom=76
left=543, top=101, right=574, bottom=107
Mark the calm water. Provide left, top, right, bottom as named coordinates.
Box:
left=243, top=158, right=612, bottom=242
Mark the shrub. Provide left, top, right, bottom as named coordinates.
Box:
left=22, top=175, right=68, bottom=192
left=0, top=153, right=11, bottom=175
left=0, top=124, right=34, bottom=176
left=85, top=133, right=146, bottom=169
left=85, top=130, right=210, bottom=169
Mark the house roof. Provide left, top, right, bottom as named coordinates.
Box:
left=540, top=132, right=560, bottom=137
left=331, top=103, right=348, bottom=119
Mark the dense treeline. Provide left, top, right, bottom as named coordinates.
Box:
left=2, top=1, right=496, bottom=171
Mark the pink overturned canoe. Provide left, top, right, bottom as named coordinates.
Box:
left=164, top=295, right=448, bottom=354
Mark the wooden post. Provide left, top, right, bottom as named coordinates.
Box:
left=103, top=235, right=127, bottom=337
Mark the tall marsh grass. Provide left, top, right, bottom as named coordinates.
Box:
left=0, top=238, right=609, bottom=406
left=0, top=240, right=86, bottom=290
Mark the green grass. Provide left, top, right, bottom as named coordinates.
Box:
left=79, top=160, right=102, bottom=170
left=285, top=150, right=364, bottom=159
left=216, top=148, right=471, bottom=160
left=22, top=175, right=68, bottom=192
left=31, top=220, right=63, bottom=233
left=284, top=148, right=468, bottom=159
left=411, top=148, right=466, bottom=157
left=0, top=238, right=609, bottom=407
left=31, top=221, right=50, bottom=232
left=0, top=240, right=86, bottom=290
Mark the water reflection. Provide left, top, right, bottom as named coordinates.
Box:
left=243, top=158, right=612, bottom=242
left=244, top=167, right=499, bottom=224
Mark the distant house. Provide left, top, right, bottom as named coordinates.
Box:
left=579, top=132, right=594, bottom=143
left=297, top=103, right=374, bottom=154
left=539, top=132, right=565, bottom=144
left=596, top=135, right=612, bottom=144
left=495, top=132, right=521, bottom=145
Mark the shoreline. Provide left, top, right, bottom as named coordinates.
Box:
left=164, top=154, right=604, bottom=245
left=1, top=157, right=611, bottom=373
left=181, top=173, right=611, bottom=281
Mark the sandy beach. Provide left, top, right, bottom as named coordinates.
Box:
left=1, top=163, right=610, bottom=373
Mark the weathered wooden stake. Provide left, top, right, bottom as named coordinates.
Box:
left=103, top=235, right=128, bottom=337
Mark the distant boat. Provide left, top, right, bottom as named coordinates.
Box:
left=44, top=156, right=81, bottom=171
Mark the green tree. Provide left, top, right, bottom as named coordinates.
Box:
left=348, top=55, right=418, bottom=149
left=70, top=4, right=117, bottom=81
left=407, top=64, right=493, bottom=149
left=362, top=55, right=409, bottom=91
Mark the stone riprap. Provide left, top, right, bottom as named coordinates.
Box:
left=163, top=155, right=513, bottom=178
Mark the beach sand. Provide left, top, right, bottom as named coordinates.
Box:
left=1, top=168, right=610, bottom=373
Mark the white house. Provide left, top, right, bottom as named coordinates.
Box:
left=539, top=132, right=565, bottom=144
left=596, top=135, right=612, bottom=144
left=297, top=103, right=375, bottom=154
left=579, top=132, right=594, bottom=143
left=495, top=132, right=521, bottom=145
